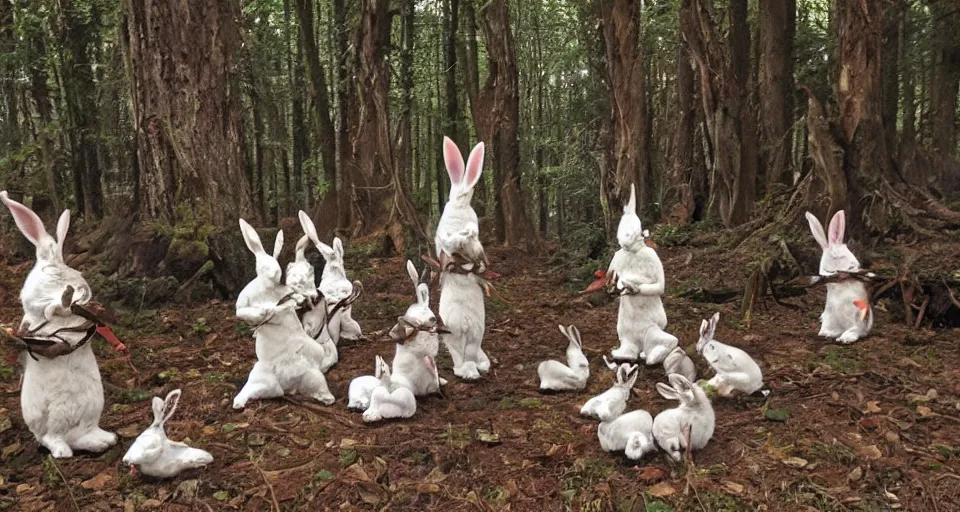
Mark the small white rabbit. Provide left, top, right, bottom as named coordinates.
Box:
left=607, top=186, right=678, bottom=364
left=233, top=219, right=335, bottom=409
left=347, top=356, right=384, bottom=411
left=299, top=211, right=362, bottom=344
left=1, top=191, right=117, bottom=458
left=662, top=346, right=697, bottom=383
left=537, top=325, right=589, bottom=391
left=122, top=389, right=213, bottom=478
left=436, top=136, right=490, bottom=380
left=696, top=312, right=764, bottom=396
left=389, top=261, right=446, bottom=395
left=598, top=409, right=655, bottom=460
left=580, top=364, right=639, bottom=421
left=652, top=374, right=715, bottom=461
left=363, top=356, right=417, bottom=423
left=805, top=210, right=873, bottom=343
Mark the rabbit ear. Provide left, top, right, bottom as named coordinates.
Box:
left=443, top=136, right=465, bottom=187
left=710, top=312, right=720, bottom=337
left=374, top=355, right=382, bottom=378
left=668, top=373, right=691, bottom=391
left=557, top=324, right=567, bottom=339
left=624, top=365, right=639, bottom=388
left=160, top=389, right=182, bottom=425
left=295, top=235, right=310, bottom=259
left=0, top=191, right=49, bottom=247
left=568, top=325, right=582, bottom=349
left=423, top=354, right=436, bottom=371
left=699, top=319, right=710, bottom=339
left=406, top=260, right=419, bottom=288
left=333, top=238, right=344, bottom=260
left=151, top=396, right=165, bottom=425
left=656, top=382, right=681, bottom=400
left=624, top=184, right=637, bottom=215
left=315, top=240, right=335, bottom=261
left=298, top=210, right=320, bottom=246
left=239, top=219, right=264, bottom=255
left=273, top=230, right=284, bottom=259
left=615, top=365, right=626, bottom=384
left=463, top=142, right=485, bottom=191
left=416, top=283, right=429, bottom=305
left=828, top=210, right=846, bottom=245
left=55, top=209, right=70, bottom=258
left=805, top=211, right=829, bottom=249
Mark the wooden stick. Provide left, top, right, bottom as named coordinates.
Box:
left=49, top=456, right=80, bottom=512
left=915, top=295, right=930, bottom=329
left=253, top=459, right=281, bottom=512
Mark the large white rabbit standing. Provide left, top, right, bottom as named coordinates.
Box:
left=122, top=389, right=213, bottom=478
left=607, top=185, right=678, bottom=364
left=652, top=374, right=715, bottom=462
left=435, top=136, right=491, bottom=380
left=389, top=260, right=447, bottom=396
left=696, top=312, right=764, bottom=396
left=804, top=210, right=873, bottom=343
left=537, top=325, right=590, bottom=391
left=233, top=219, right=335, bottom=408
left=1, top=191, right=117, bottom=458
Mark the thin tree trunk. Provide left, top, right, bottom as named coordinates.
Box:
left=441, top=0, right=460, bottom=215
left=398, top=0, right=415, bottom=195
left=665, top=38, right=696, bottom=223
left=461, top=0, right=487, bottom=216
left=759, top=0, right=796, bottom=186
left=333, top=0, right=352, bottom=231
left=881, top=0, right=901, bottom=158
left=930, top=0, right=960, bottom=156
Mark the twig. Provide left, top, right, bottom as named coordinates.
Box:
left=943, top=279, right=960, bottom=310
left=915, top=295, right=930, bottom=328
left=254, top=460, right=281, bottom=512
left=49, top=456, right=80, bottom=512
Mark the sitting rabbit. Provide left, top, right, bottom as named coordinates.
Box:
left=607, top=185, right=678, bottom=364
left=538, top=325, right=589, bottom=391
left=347, top=356, right=384, bottom=411
left=122, top=389, right=213, bottom=478
left=662, top=346, right=697, bottom=383
left=1, top=191, right=117, bottom=458
left=363, top=356, right=417, bottom=423
left=653, top=374, right=715, bottom=461
left=804, top=210, right=873, bottom=343
left=233, top=219, right=335, bottom=408
left=389, top=261, right=446, bottom=395
left=598, top=409, right=656, bottom=460
left=696, top=313, right=764, bottom=396
left=580, top=364, right=639, bottom=421
left=435, top=137, right=491, bottom=380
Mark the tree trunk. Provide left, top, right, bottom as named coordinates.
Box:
left=759, top=0, right=796, bottom=187
left=729, top=0, right=759, bottom=210
left=930, top=0, right=960, bottom=157
left=475, top=0, right=537, bottom=249
left=441, top=0, right=461, bottom=214
left=125, top=0, right=253, bottom=225
left=345, top=0, right=425, bottom=251
left=333, top=0, right=353, bottom=232
left=664, top=38, right=697, bottom=224
left=461, top=0, right=487, bottom=216
left=881, top=0, right=901, bottom=158
left=598, top=0, right=648, bottom=226
left=397, top=0, right=416, bottom=196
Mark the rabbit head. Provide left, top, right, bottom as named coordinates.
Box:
left=442, top=137, right=484, bottom=209
left=297, top=210, right=352, bottom=303
left=616, top=185, right=645, bottom=252
left=615, top=363, right=640, bottom=391
left=1, top=191, right=91, bottom=304
left=656, top=374, right=706, bottom=408
left=436, top=137, right=485, bottom=261
left=123, top=389, right=181, bottom=466
left=239, top=219, right=283, bottom=285
left=559, top=325, right=588, bottom=371
left=625, top=431, right=656, bottom=460
left=696, top=312, right=721, bottom=353
left=285, top=235, right=318, bottom=302
left=402, top=260, right=436, bottom=328
left=805, top=210, right=860, bottom=276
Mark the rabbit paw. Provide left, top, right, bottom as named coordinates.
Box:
left=610, top=346, right=640, bottom=361
left=74, top=428, right=117, bottom=453
left=41, top=436, right=73, bottom=459
left=836, top=331, right=860, bottom=344
left=454, top=362, right=481, bottom=381
left=362, top=410, right=382, bottom=423
left=312, top=392, right=336, bottom=406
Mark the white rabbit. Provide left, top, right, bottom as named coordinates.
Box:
left=363, top=356, right=417, bottom=423
left=347, top=357, right=384, bottom=411
left=598, top=409, right=655, bottom=460
left=662, top=346, right=697, bottom=383
left=580, top=364, right=639, bottom=421
left=805, top=210, right=873, bottom=344
left=122, top=389, right=213, bottom=478
left=652, top=374, right=715, bottom=461
left=436, top=137, right=490, bottom=380
left=538, top=325, right=589, bottom=391
left=696, top=313, right=764, bottom=396
left=607, top=185, right=678, bottom=364
left=233, top=219, right=335, bottom=409
left=389, top=261, right=446, bottom=395
left=298, top=211, right=362, bottom=344
left=1, top=191, right=117, bottom=458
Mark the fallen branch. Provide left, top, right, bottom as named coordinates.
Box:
left=49, top=456, right=80, bottom=512
left=254, top=459, right=281, bottom=512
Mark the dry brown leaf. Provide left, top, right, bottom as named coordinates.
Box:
left=864, top=401, right=882, bottom=414
left=635, top=466, right=666, bottom=483
left=646, top=482, right=676, bottom=498
left=722, top=480, right=744, bottom=494
left=916, top=406, right=935, bottom=418
left=80, top=470, right=113, bottom=491
left=856, top=445, right=882, bottom=460
left=782, top=457, right=809, bottom=468
left=416, top=483, right=440, bottom=494
left=545, top=444, right=562, bottom=457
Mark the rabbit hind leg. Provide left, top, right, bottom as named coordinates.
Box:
left=73, top=427, right=117, bottom=453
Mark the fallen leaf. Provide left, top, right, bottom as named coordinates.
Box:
left=16, top=484, right=32, bottom=495
left=476, top=429, right=501, bottom=445
left=424, top=467, right=447, bottom=484
left=202, top=426, right=216, bottom=436
left=174, top=480, right=200, bottom=501
left=856, top=445, right=883, bottom=460
left=864, top=401, right=882, bottom=414
left=545, top=444, right=562, bottom=457
left=848, top=467, right=863, bottom=482
left=213, top=491, right=229, bottom=501
left=340, top=438, right=359, bottom=449
left=635, top=466, right=666, bottom=482
left=117, top=425, right=141, bottom=438
left=646, top=482, right=676, bottom=498
left=141, top=499, right=163, bottom=509
left=782, top=457, right=809, bottom=468
left=907, top=389, right=937, bottom=404
left=124, top=499, right=135, bottom=512
left=722, top=481, right=744, bottom=494
left=246, top=433, right=266, bottom=447
left=916, top=406, right=935, bottom=418
left=859, top=416, right=884, bottom=430
left=3, top=441, right=23, bottom=458
left=764, top=408, right=789, bottom=422
left=416, top=483, right=440, bottom=494
left=80, top=471, right=113, bottom=491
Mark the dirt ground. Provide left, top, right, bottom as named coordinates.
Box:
left=1, top=244, right=958, bottom=512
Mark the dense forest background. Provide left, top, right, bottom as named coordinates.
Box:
left=1, top=0, right=959, bottom=264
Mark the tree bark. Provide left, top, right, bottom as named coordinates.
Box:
left=930, top=0, right=960, bottom=156
left=664, top=38, right=697, bottom=224
left=759, top=0, right=796, bottom=186
left=881, top=0, right=901, bottom=158
left=598, top=0, right=648, bottom=226
left=333, top=0, right=353, bottom=232
left=475, top=0, right=537, bottom=249
left=441, top=0, right=461, bottom=214
left=461, top=0, right=487, bottom=216
left=397, top=0, right=416, bottom=196
left=125, top=0, right=253, bottom=225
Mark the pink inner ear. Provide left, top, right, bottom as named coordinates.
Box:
left=4, top=198, right=45, bottom=245
left=424, top=355, right=435, bottom=370
left=464, top=142, right=485, bottom=187
left=828, top=210, right=845, bottom=244
left=443, top=137, right=464, bottom=185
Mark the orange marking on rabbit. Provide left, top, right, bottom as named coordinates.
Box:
left=853, top=299, right=870, bottom=321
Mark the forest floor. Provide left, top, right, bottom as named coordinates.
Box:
left=1, top=243, right=959, bottom=512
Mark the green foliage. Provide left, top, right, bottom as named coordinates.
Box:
left=192, top=317, right=211, bottom=336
